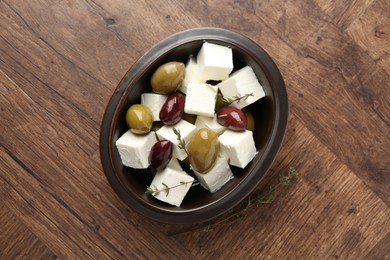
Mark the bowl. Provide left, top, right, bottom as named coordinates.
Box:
left=100, top=27, right=288, bottom=224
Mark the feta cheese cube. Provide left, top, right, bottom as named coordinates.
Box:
left=156, top=119, right=196, bottom=160
left=115, top=130, right=157, bottom=169
left=193, top=156, right=233, bottom=193
left=218, top=66, right=265, bottom=109
left=141, top=93, right=167, bottom=121
left=196, top=42, right=233, bottom=81
left=219, top=129, right=257, bottom=168
left=184, top=83, right=217, bottom=117
left=178, top=56, right=204, bottom=94
left=166, top=158, right=183, bottom=172
left=149, top=164, right=194, bottom=207
left=195, top=115, right=226, bottom=135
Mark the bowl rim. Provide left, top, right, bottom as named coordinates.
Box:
left=100, top=27, right=288, bottom=224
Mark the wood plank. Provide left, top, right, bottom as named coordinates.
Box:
left=255, top=20, right=390, bottom=206
left=0, top=147, right=101, bottom=258
left=0, top=67, right=194, bottom=258
left=0, top=204, right=56, bottom=259
left=0, top=0, right=200, bottom=95
left=294, top=23, right=390, bottom=203
left=314, top=0, right=375, bottom=29
left=0, top=1, right=111, bottom=126
left=0, top=0, right=129, bottom=88
left=365, top=232, right=390, bottom=259
left=171, top=115, right=390, bottom=259
left=180, top=0, right=329, bottom=49
left=347, top=0, right=390, bottom=75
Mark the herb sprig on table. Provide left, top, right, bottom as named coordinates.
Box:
left=201, top=167, right=298, bottom=232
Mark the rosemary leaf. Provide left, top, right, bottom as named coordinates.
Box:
left=222, top=93, right=254, bottom=105
left=197, top=167, right=298, bottom=232
left=162, top=183, right=170, bottom=196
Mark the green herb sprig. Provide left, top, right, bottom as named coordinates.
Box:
left=222, top=93, right=254, bottom=105
left=201, top=167, right=298, bottom=232
left=146, top=181, right=193, bottom=197
left=173, top=128, right=188, bottom=154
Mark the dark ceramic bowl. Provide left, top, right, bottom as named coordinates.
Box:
left=100, top=28, right=288, bottom=224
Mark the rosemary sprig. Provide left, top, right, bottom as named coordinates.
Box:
left=145, top=181, right=193, bottom=197
left=222, top=93, right=254, bottom=105
left=200, top=167, right=298, bottom=232
left=279, top=167, right=298, bottom=185
left=173, top=128, right=188, bottom=154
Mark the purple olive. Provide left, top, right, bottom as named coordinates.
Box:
left=159, top=92, right=185, bottom=125
left=148, top=140, right=173, bottom=171
left=217, top=106, right=247, bottom=131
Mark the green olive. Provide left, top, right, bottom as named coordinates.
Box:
left=243, top=109, right=255, bottom=131
left=151, top=62, right=185, bottom=94
left=125, top=104, right=153, bottom=134
left=188, top=128, right=219, bottom=173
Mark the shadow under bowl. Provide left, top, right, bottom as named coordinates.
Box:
left=100, top=27, right=288, bottom=224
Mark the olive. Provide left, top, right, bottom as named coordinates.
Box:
left=151, top=62, right=185, bottom=94
left=125, top=104, right=153, bottom=134
left=217, top=106, right=247, bottom=131
left=243, top=109, right=255, bottom=131
left=188, top=128, right=219, bottom=173
left=149, top=140, right=173, bottom=171
left=159, top=92, right=185, bottom=125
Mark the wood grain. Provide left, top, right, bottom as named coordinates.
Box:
left=0, top=204, right=56, bottom=259
left=0, top=0, right=389, bottom=258
left=314, top=0, right=375, bottom=29
left=347, top=0, right=390, bottom=74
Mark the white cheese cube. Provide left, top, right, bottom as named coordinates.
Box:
left=195, top=115, right=226, bottom=135
left=115, top=130, right=157, bottom=169
left=196, top=42, right=233, bottom=81
left=149, top=165, right=194, bottom=207
left=166, top=158, right=183, bottom=172
left=156, top=119, right=196, bottom=160
left=178, top=56, right=204, bottom=94
left=218, top=66, right=265, bottom=109
left=184, top=83, right=217, bottom=117
left=141, top=93, right=167, bottom=121
left=193, top=156, right=233, bottom=193
left=219, top=129, right=257, bottom=168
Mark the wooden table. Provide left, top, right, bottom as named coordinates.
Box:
left=1, top=0, right=389, bottom=258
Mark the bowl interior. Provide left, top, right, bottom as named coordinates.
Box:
left=100, top=28, right=287, bottom=224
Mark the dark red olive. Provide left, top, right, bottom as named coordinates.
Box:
left=149, top=140, right=173, bottom=171
left=159, top=92, right=185, bottom=125
left=217, top=106, right=247, bottom=131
